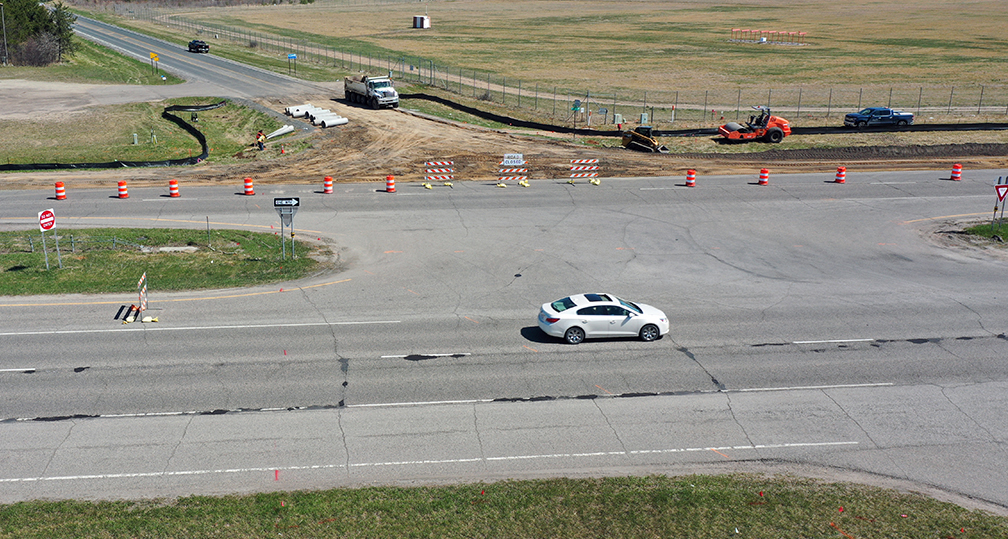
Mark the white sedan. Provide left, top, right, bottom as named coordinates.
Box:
left=537, top=293, right=669, bottom=344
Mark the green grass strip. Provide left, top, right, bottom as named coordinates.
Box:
left=0, top=228, right=329, bottom=295
left=0, top=475, right=1005, bottom=538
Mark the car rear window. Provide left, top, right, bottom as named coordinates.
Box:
left=551, top=297, right=577, bottom=312
left=584, top=293, right=611, bottom=302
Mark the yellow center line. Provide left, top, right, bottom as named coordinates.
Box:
left=900, top=212, right=988, bottom=224
left=0, top=279, right=351, bottom=307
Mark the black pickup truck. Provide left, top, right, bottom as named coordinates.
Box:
left=844, top=107, right=913, bottom=127
left=187, top=40, right=209, bottom=53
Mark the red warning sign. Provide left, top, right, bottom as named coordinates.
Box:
left=996, top=184, right=1008, bottom=202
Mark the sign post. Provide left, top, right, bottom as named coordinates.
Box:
left=273, top=197, right=300, bottom=260
left=37, top=208, right=61, bottom=269
left=288, top=53, right=297, bottom=75
left=995, top=177, right=1007, bottom=230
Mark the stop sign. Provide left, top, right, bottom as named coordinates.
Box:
left=38, top=209, right=56, bottom=231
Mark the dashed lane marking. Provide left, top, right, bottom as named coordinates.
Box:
left=0, top=441, right=857, bottom=483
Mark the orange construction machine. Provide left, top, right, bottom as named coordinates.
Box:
left=718, top=106, right=791, bottom=143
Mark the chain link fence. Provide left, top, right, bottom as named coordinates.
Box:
left=111, top=4, right=1008, bottom=128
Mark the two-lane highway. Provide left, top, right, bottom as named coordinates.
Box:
left=2, top=170, right=1008, bottom=508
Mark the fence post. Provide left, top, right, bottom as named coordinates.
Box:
left=767, top=88, right=772, bottom=108
left=702, top=90, right=708, bottom=122
left=796, top=87, right=802, bottom=120
left=736, top=88, right=741, bottom=120
left=978, top=85, right=984, bottom=114
left=858, top=88, right=862, bottom=110
left=948, top=86, right=954, bottom=114
left=827, top=88, right=832, bottom=117
left=887, top=87, right=892, bottom=108
left=917, top=87, right=922, bottom=118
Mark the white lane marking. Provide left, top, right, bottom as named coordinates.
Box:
left=380, top=353, right=472, bottom=359
left=871, top=181, right=916, bottom=184
left=792, top=338, right=874, bottom=344
left=0, top=320, right=401, bottom=337
left=0, top=441, right=857, bottom=483
left=728, top=382, right=893, bottom=393
left=347, top=398, right=493, bottom=409
left=639, top=187, right=678, bottom=190
left=0, top=368, right=35, bottom=373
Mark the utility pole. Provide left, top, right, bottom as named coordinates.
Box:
left=1, top=3, right=9, bottom=66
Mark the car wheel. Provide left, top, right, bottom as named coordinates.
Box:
left=856, top=121, right=867, bottom=128
left=765, top=127, right=784, bottom=143
left=897, top=120, right=908, bottom=126
left=370, top=97, right=379, bottom=110
left=564, top=326, right=585, bottom=345
left=639, top=324, right=660, bottom=342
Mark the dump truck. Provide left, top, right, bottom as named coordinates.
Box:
left=718, top=106, right=790, bottom=143
left=344, top=74, right=399, bottom=109
left=621, top=126, right=669, bottom=153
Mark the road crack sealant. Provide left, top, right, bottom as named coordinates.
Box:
left=164, top=415, right=194, bottom=475
left=472, top=403, right=487, bottom=470
left=593, top=399, right=628, bottom=455
left=938, top=383, right=1003, bottom=449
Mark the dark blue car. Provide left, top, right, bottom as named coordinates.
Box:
left=844, top=107, right=913, bottom=127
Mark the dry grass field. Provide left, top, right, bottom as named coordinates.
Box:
left=173, top=0, right=1007, bottom=111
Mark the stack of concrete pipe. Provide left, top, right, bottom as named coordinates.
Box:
left=285, top=103, right=348, bottom=128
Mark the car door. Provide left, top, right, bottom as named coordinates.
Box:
left=606, top=306, right=642, bottom=336
left=575, top=306, right=612, bottom=337
left=873, top=109, right=893, bottom=126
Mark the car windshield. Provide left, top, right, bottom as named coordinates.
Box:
left=371, top=80, right=392, bottom=89
left=551, top=297, right=577, bottom=312
left=617, top=297, right=643, bottom=314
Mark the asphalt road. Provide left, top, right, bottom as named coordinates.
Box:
left=73, top=15, right=330, bottom=98
left=2, top=169, right=1008, bottom=510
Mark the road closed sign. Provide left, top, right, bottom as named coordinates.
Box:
left=38, top=209, right=55, bottom=231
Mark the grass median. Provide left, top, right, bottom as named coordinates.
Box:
left=0, top=228, right=332, bottom=296
left=1, top=474, right=1005, bottom=538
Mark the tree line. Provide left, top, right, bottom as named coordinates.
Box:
left=3, top=0, right=77, bottom=66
